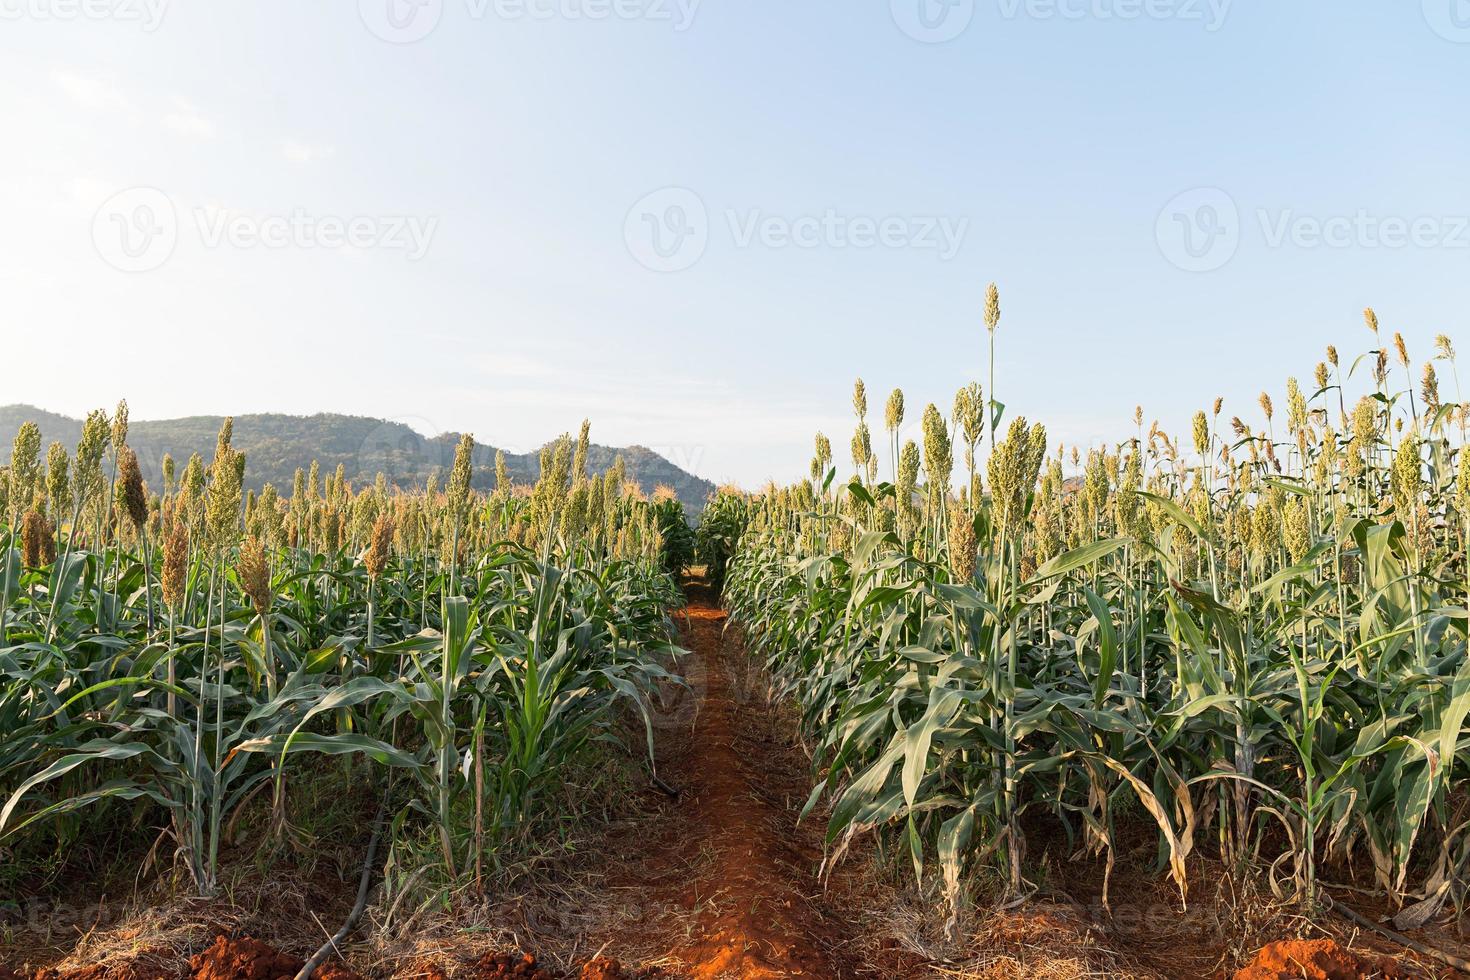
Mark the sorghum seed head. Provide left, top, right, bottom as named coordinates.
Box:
left=365, top=513, right=394, bottom=579
left=1351, top=396, right=1378, bottom=446
left=9, top=422, right=42, bottom=517
left=1282, top=496, right=1310, bottom=563
left=206, top=420, right=244, bottom=549
left=921, top=404, right=952, bottom=499
left=238, top=534, right=271, bottom=615
left=162, top=519, right=188, bottom=609
left=110, top=400, right=129, bottom=449
left=1286, top=378, right=1308, bottom=433
left=851, top=421, right=872, bottom=472
left=947, top=502, right=976, bottom=581
left=1422, top=363, right=1440, bottom=413
left=20, top=509, right=53, bottom=568
left=447, top=433, right=474, bottom=519
left=117, top=445, right=148, bottom=531
left=45, top=442, right=71, bottom=517
left=814, top=432, right=832, bottom=468
left=886, top=388, right=905, bottom=433
left=1192, top=411, right=1209, bottom=456
left=1391, top=435, right=1423, bottom=525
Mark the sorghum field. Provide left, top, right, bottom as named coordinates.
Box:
left=3, top=291, right=1469, bottom=979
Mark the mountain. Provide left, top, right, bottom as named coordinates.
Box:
left=0, top=406, right=716, bottom=515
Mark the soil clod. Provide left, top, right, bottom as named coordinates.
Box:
left=189, top=934, right=363, bottom=980
left=1232, top=938, right=1408, bottom=980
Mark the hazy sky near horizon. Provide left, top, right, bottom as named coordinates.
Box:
left=4, top=2, right=1470, bottom=487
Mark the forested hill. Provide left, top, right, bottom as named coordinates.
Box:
left=0, top=406, right=715, bottom=514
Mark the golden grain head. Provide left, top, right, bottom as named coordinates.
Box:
left=1191, top=410, right=1210, bottom=456
left=117, top=445, right=148, bottom=531
left=161, top=518, right=188, bottom=609
left=364, top=512, right=395, bottom=579
left=20, top=508, right=53, bottom=568
left=885, top=388, right=905, bottom=432
left=237, top=534, right=271, bottom=614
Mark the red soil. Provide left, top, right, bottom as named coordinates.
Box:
left=1232, top=938, right=1408, bottom=980
left=452, top=952, right=652, bottom=979
left=574, top=957, right=658, bottom=980
left=189, top=934, right=364, bottom=980
left=609, top=579, right=860, bottom=978
left=458, top=952, right=553, bottom=979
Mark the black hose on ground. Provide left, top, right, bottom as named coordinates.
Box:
left=1326, top=894, right=1470, bottom=975
left=294, top=790, right=390, bottom=980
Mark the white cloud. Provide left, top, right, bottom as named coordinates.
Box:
left=51, top=69, right=133, bottom=113
left=162, top=97, right=216, bottom=139
left=282, top=141, right=335, bottom=164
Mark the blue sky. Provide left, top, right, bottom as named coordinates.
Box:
left=4, top=2, right=1469, bottom=487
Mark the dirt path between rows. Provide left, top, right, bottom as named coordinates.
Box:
left=596, top=577, right=868, bottom=979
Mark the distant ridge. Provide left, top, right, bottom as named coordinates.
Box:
left=0, top=405, right=716, bottom=515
